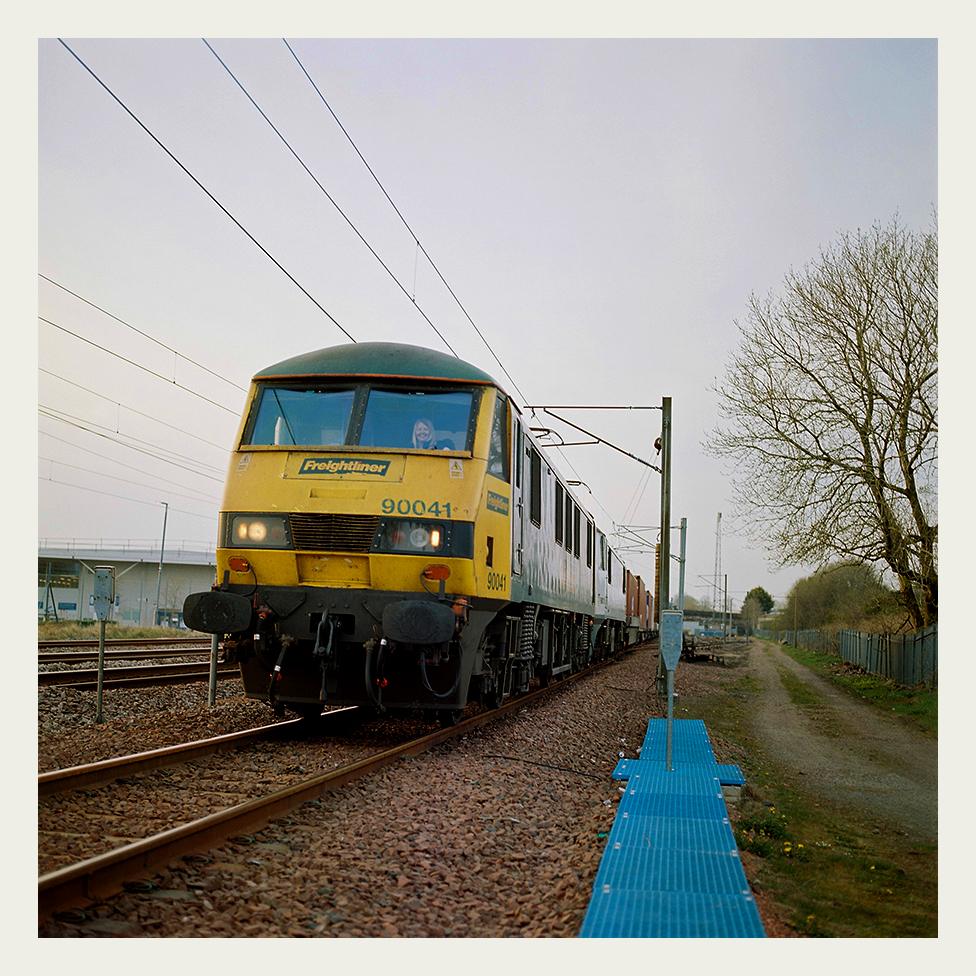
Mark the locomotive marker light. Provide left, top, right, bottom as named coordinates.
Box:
left=92, top=565, right=115, bottom=724
left=660, top=609, right=684, bottom=771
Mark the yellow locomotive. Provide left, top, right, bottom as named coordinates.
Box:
left=184, top=342, right=636, bottom=723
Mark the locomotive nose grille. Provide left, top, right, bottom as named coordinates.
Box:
left=289, top=514, right=381, bottom=552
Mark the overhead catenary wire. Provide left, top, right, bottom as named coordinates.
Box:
left=39, top=409, right=226, bottom=481
left=40, top=369, right=232, bottom=453
left=52, top=38, right=656, bottom=564
left=203, top=38, right=459, bottom=359
left=57, top=38, right=357, bottom=345
left=39, top=456, right=222, bottom=505
left=38, top=431, right=224, bottom=499
left=40, top=315, right=240, bottom=416
left=278, top=43, right=649, bottom=539
left=38, top=476, right=218, bottom=522
left=39, top=275, right=248, bottom=394
left=281, top=37, right=531, bottom=406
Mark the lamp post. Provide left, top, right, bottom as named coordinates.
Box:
left=153, top=501, right=169, bottom=628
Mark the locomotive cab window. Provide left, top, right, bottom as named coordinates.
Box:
left=244, top=382, right=477, bottom=451
left=360, top=388, right=474, bottom=451
left=245, top=386, right=356, bottom=446
left=487, top=393, right=509, bottom=481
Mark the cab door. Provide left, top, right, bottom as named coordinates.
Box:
left=512, top=413, right=524, bottom=575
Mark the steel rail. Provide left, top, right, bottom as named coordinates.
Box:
left=37, top=661, right=606, bottom=917
left=38, top=709, right=358, bottom=797
left=38, top=636, right=210, bottom=650
left=40, top=648, right=212, bottom=664
left=38, top=661, right=237, bottom=688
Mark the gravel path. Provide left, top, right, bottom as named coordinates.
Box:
left=745, top=640, right=937, bottom=841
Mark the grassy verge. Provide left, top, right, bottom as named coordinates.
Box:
left=690, top=667, right=938, bottom=938
left=768, top=639, right=937, bottom=736
left=37, top=621, right=207, bottom=641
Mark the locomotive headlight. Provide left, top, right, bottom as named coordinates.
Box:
left=227, top=515, right=290, bottom=548
left=379, top=519, right=445, bottom=554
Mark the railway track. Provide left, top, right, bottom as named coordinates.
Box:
left=38, top=660, right=607, bottom=918
left=40, top=647, right=212, bottom=664
left=38, top=636, right=211, bottom=650
left=38, top=661, right=238, bottom=690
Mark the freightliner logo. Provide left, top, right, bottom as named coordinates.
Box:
left=299, top=457, right=391, bottom=476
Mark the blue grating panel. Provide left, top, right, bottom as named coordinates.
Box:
left=617, top=791, right=729, bottom=821
left=621, top=766, right=721, bottom=796
left=580, top=890, right=765, bottom=938
left=593, top=847, right=749, bottom=894
left=612, top=758, right=746, bottom=788
left=714, top=763, right=746, bottom=786
left=605, top=815, right=737, bottom=854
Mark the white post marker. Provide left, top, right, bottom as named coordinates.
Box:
left=92, top=566, right=116, bottom=724
left=208, top=633, right=220, bottom=707
left=660, top=609, right=684, bottom=771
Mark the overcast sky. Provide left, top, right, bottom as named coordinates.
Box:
left=36, top=35, right=938, bottom=610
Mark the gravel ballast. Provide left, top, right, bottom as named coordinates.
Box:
left=38, top=642, right=762, bottom=938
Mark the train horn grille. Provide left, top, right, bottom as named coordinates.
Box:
left=288, top=514, right=381, bottom=553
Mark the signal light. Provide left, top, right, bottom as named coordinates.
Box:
left=229, top=557, right=251, bottom=573
left=423, top=564, right=451, bottom=581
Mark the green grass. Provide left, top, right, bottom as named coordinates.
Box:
left=691, top=672, right=938, bottom=937
left=770, top=640, right=937, bottom=736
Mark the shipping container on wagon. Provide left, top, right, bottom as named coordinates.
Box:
left=637, top=575, right=648, bottom=633
left=626, top=570, right=639, bottom=623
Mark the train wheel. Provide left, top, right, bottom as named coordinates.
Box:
left=295, top=704, right=325, bottom=723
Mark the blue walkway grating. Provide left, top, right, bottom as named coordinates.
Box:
left=593, top=847, right=750, bottom=894
left=580, top=718, right=765, bottom=938
left=605, top=815, right=738, bottom=854
left=581, top=890, right=766, bottom=938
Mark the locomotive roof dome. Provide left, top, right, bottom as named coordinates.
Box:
left=254, top=341, right=499, bottom=386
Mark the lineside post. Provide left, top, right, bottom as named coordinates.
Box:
left=660, top=609, right=683, bottom=771
left=208, top=634, right=220, bottom=707
left=656, top=397, right=672, bottom=695
left=92, top=566, right=115, bottom=725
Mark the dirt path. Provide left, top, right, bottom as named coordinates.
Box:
left=743, top=640, right=937, bottom=842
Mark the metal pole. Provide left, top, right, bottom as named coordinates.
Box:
left=723, top=574, right=728, bottom=642
left=656, top=397, right=672, bottom=693
left=678, top=517, right=687, bottom=612
left=208, top=633, right=220, bottom=707
left=794, top=590, right=798, bottom=647
left=153, top=501, right=169, bottom=628
left=666, top=668, right=674, bottom=771
left=44, top=560, right=53, bottom=621
left=95, top=618, right=106, bottom=724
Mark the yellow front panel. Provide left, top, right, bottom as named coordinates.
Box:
left=296, top=554, right=370, bottom=587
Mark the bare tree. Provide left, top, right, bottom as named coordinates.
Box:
left=708, top=217, right=937, bottom=629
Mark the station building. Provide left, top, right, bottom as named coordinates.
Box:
left=38, top=542, right=216, bottom=628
